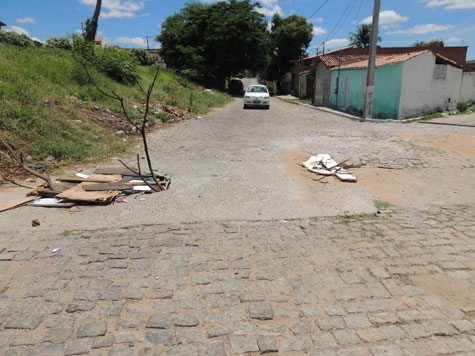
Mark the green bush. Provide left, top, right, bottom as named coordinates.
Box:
left=46, top=37, right=72, bottom=50
left=94, top=47, right=139, bottom=85
left=456, top=101, right=468, bottom=113
left=131, top=48, right=156, bottom=66
left=72, top=36, right=139, bottom=85
left=0, top=31, right=39, bottom=47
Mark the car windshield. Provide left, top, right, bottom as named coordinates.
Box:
left=246, top=86, right=268, bottom=93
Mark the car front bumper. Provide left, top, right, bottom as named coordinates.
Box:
left=244, top=98, right=270, bottom=106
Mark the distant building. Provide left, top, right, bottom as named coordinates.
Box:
left=290, top=46, right=474, bottom=119
left=329, top=50, right=475, bottom=119
left=146, top=49, right=166, bottom=68
left=94, top=37, right=105, bottom=47
left=0, top=21, right=6, bottom=30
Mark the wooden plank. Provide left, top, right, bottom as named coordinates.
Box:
left=57, top=184, right=120, bottom=204
left=58, top=174, right=122, bottom=183
left=83, top=183, right=133, bottom=191
left=0, top=197, right=35, bottom=213
left=93, top=167, right=153, bottom=176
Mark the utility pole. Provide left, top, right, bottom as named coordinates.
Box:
left=322, top=42, right=325, bottom=54
left=362, top=0, right=381, bottom=121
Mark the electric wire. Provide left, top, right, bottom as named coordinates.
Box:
left=308, top=0, right=330, bottom=21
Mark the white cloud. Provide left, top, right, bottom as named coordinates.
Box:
left=362, top=10, right=409, bottom=25
left=113, top=36, right=147, bottom=47
left=381, top=23, right=402, bottom=30
left=324, top=38, right=351, bottom=49
left=446, top=36, right=463, bottom=42
left=78, top=0, right=145, bottom=19
left=423, top=0, right=475, bottom=10
left=387, top=24, right=455, bottom=35
left=313, top=26, right=327, bottom=36
left=315, top=17, right=324, bottom=24
left=74, top=29, right=83, bottom=35
left=31, top=37, right=43, bottom=43
left=16, top=17, right=35, bottom=24
left=6, top=25, right=30, bottom=36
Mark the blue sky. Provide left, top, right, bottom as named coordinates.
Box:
left=2, top=0, right=475, bottom=59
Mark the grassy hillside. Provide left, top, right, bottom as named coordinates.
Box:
left=0, top=43, right=230, bottom=165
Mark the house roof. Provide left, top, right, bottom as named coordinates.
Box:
left=0, top=21, right=6, bottom=27
left=320, top=54, right=368, bottom=68
left=332, top=50, right=430, bottom=70
left=95, top=37, right=104, bottom=42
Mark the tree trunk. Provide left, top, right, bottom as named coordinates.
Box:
left=85, top=0, right=102, bottom=42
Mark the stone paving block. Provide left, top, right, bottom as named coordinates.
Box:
left=206, top=325, right=231, bottom=338
left=146, top=314, right=173, bottom=329
left=76, top=320, right=107, bottom=338
left=42, top=327, right=74, bottom=344
left=249, top=303, right=274, bottom=320
left=259, top=324, right=286, bottom=336
left=316, top=317, right=345, bottom=331
left=230, top=335, right=259, bottom=353
left=451, top=319, right=474, bottom=333
left=281, top=336, right=311, bottom=352
left=333, top=329, right=361, bottom=345
left=174, top=313, right=200, bottom=327
left=145, top=330, right=174, bottom=346
left=445, top=337, right=475, bottom=352
left=426, top=339, right=454, bottom=355
left=176, top=327, right=203, bottom=343
left=290, top=320, right=315, bottom=334
left=257, top=336, right=278, bottom=353
left=357, top=327, right=387, bottom=343
left=197, top=341, right=226, bottom=356
left=92, top=335, right=115, bottom=349
left=312, top=333, right=338, bottom=350
left=343, top=314, right=371, bottom=328
left=233, top=321, right=257, bottom=335
left=4, top=314, right=43, bottom=330
left=167, top=345, right=197, bottom=356
left=401, top=340, right=433, bottom=356
left=64, top=338, right=93, bottom=355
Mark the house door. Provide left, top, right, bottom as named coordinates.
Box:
left=322, top=79, right=330, bottom=107
left=299, top=75, right=307, bottom=99
left=343, top=77, right=349, bottom=109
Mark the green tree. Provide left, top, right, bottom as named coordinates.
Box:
left=349, top=24, right=381, bottom=48
left=46, top=37, right=72, bottom=50
left=157, top=0, right=271, bottom=88
left=412, top=39, right=444, bottom=47
left=266, top=14, right=313, bottom=90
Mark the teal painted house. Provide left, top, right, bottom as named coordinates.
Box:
left=329, top=50, right=468, bottom=120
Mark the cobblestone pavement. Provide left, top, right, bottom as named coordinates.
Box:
left=1, top=205, right=474, bottom=355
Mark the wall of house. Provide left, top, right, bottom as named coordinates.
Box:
left=330, top=62, right=403, bottom=119
left=461, top=72, right=475, bottom=103
left=399, top=52, right=463, bottom=119
left=314, top=62, right=332, bottom=106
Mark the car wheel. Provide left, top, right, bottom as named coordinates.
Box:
left=243, top=105, right=248, bottom=109
left=265, top=105, right=270, bottom=110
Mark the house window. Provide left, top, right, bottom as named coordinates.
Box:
left=433, top=64, right=447, bottom=79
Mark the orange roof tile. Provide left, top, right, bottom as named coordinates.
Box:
left=332, top=50, right=430, bottom=70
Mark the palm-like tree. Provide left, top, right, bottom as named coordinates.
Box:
left=349, top=24, right=381, bottom=48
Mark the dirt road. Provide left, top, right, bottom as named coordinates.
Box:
left=1, top=98, right=475, bottom=232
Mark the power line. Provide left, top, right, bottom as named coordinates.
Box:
left=308, top=0, right=330, bottom=21
left=322, top=0, right=357, bottom=45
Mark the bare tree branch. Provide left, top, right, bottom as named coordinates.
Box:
left=0, top=135, right=56, bottom=190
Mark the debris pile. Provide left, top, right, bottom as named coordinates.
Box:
left=303, top=154, right=357, bottom=182
left=0, top=166, right=170, bottom=212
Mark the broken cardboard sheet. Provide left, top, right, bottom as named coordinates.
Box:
left=57, top=183, right=120, bottom=204
left=32, top=198, right=75, bottom=208
left=0, top=196, right=35, bottom=213
left=303, top=154, right=357, bottom=182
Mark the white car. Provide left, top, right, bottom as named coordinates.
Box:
left=243, top=85, right=270, bottom=109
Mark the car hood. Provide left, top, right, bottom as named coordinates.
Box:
left=245, top=92, right=269, bottom=98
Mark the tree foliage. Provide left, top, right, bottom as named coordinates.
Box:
left=157, top=0, right=271, bottom=87
left=46, top=37, right=72, bottom=50
left=131, top=48, right=156, bottom=66
left=0, top=31, right=42, bottom=47
left=265, top=14, right=313, bottom=85
left=412, top=39, right=444, bottom=47
left=349, top=24, right=381, bottom=48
